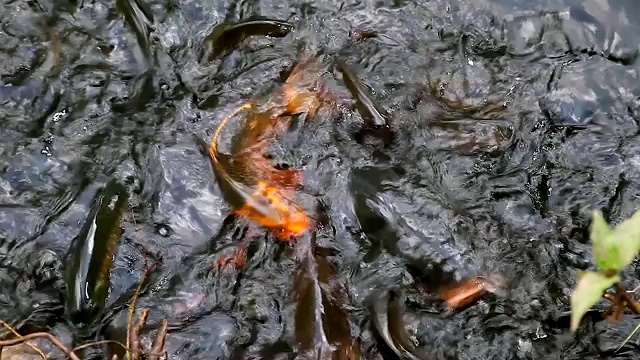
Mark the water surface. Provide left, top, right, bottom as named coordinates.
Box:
left=2, top=0, right=640, bottom=359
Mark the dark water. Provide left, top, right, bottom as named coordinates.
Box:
left=2, top=0, right=640, bottom=358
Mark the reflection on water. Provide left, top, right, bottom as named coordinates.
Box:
left=2, top=0, right=640, bottom=359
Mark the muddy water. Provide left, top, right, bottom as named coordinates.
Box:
left=1, top=0, right=640, bottom=359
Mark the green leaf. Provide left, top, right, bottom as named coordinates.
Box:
left=591, top=211, right=616, bottom=271
left=590, top=210, right=612, bottom=246
left=570, top=271, right=619, bottom=332
left=607, top=210, right=640, bottom=265
left=592, top=210, right=640, bottom=272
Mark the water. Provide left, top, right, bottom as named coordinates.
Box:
left=2, top=0, right=640, bottom=358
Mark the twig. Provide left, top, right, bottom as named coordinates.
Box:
left=129, top=309, right=149, bottom=360
left=148, top=320, right=168, bottom=360
left=126, top=260, right=159, bottom=360
left=615, top=283, right=640, bottom=314
left=613, top=299, right=625, bottom=321
left=71, top=339, right=164, bottom=357
left=603, top=293, right=619, bottom=321
left=615, top=322, right=640, bottom=353
left=1, top=321, right=46, bottom=359
left=0, top=333, right=80, bottom=360
left=628, top=284, right=640, bottom=294
left=0, top=314, right=167, bottom=360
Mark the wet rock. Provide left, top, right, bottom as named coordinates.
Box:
left=153, top=144, right=227, bottom=259
left=564, top=1, right=640, bottom=64
left=163, top=314, right=237, bottom=358
left=1, top=343, right=46, bottom=360
left=0, top=17, right=47, bottom=83
left=494, top=199, right=555, bottom=237
left=615, top=141, right=640, bottom=223
left=594, top=314, right=640, bottom=354
left=544, top=129, right=622, bottom=238
left=427, top=122, right=514, bottom=155
left=359, top=188, right=476, bottom=285
left=539, top=57, right=640, bottom=132
left=503, top=15, right=544, bottom=56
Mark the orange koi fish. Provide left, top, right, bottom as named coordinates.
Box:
left=227, top=54, right=337, bottom=190
left=438, top=273, right=506, bottom=309
left=283, top=53, right=339, bottom=118
left=229, top=107, right=304, bottom=189
left=205, top=104, right=310, bottom=240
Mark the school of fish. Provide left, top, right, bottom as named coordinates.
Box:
left=56, top=17, right=506, bottom=360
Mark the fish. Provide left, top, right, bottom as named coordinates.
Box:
left=199, top=18, right=294, bottom=63
left=197, top=103, right=310, bottom=240
left=283, top=54, right=330, bottom=118
left=293, top=231, right=361, bottom=359
left=439, top=277, right=485, bottom=309
left=116, top=0, right=154, bottom=62
left=228, top=54, right=338, bottom=188
left=370, top=290, right=430, bottom=360
left=229, top=107, right=304, bottom=189
left=350, top=29, right=379, bottom=42
left=438, top=273, right=506, bottom=309
left=335, top=58, right=394, bottom=144
left=199, top=54, right=339, bottom=239
left=63, top=179, right=129, bottom=327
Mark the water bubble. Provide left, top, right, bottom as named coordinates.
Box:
left=533, top=326, right=547, bottom=340
left=156, top=223, right=172, bottom=237
left=517, top=338, right=533, bottom=355
left=52, top=109, right=67, bottom=122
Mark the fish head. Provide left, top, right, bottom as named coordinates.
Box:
left=285, top=90, right=321, bottom=117
left=283, top=54, right=330, bottom=117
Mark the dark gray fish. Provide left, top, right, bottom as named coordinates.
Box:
left=199, top=18, right=294, bottom=64
left=63, top=179, right=129, bottom=327
left=335, top=58, right=393, bottom=144
left=293, top=232, right=361, bottom=359
left=116, top=0, right=154, bottom=63
left=370, top=290, right=430, bottom=360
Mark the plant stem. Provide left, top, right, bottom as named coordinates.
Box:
left=615, top=283, right=640, bottom=314
left=0, top=332, right=80, bottom=360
